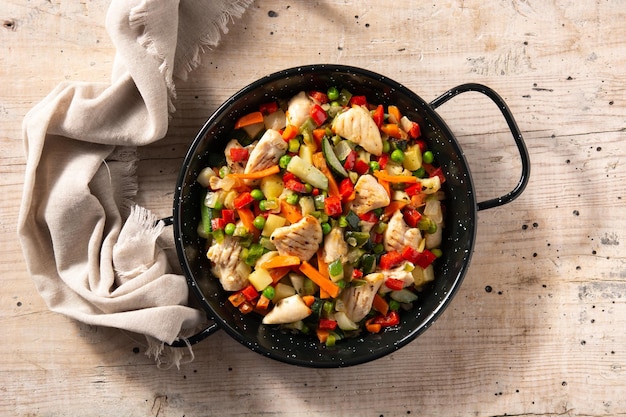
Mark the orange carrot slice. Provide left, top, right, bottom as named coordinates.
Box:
left=282, top=124, right=298, bottom=141
left=229, top=165, right=280, bottom=180
left=269, top=267, right=291, bottom=284
left=236, top=207, right=260, bottom=238
left=299, top=261, right=340, bottom=299
left=235, top=111, right=264, bottom=129
left=260, top=255, right=301, bottom=269
left=383, top=200, right=409, bottom=218
left=280, top=200, right=303, bottom=224
left=372, top=294, right=389, bottom=316
left=374, top=170, right=419, bottom=184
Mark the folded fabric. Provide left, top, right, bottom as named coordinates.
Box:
left=17, top=0, right=253, bottom=366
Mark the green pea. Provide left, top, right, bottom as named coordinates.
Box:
left=286, top=193, right=299, bottom=205
left=304, top=183, right=313, bottom=194
left=389, top=299, right=401, bottom=311
left=327, top=86, right=340, bottom=101
left=431, top=248, right=443, bottom=258
left=369, top=161, right=380, bottom=172
left=382, top=140, right=391, bottom=154
left=321, top=222, right=332, bottom=235
left=279, top=154, right=292, bottom=169
left=224, top=223, right=236, bottom=235
left=391, top=149, right=405, bottom=163
left=422, top=150, right=434, bottom=164
left=253, top=215, right=266, bottom=230
left=259, top=200, right=268, bottom=211
left=250, top=189, right=264, bottom=201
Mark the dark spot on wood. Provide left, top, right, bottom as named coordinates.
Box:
left=485, top=285, right=492, bottom=293
left=16, top=301, right=22, bottom=307
left=268, top=10, right=278, bottom=17
left=133, top=347, right=140, bottom=354
left=3, top=19, right=16, bottom=31
left=573, top=210, right=579, bottom=216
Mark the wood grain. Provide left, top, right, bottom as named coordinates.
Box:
left=1, top=0, right=625, bottom=415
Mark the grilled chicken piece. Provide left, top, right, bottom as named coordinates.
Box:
left=351, top=174, right=390, bottom=215
left=270, top=215, right=323, bottom=262
left=384, top=210, right=422, bottom=253
left=286, top=91, right=314, bottom=128
left=206, top=235, right=248, bottom=291
left=262, top=294, right=312, bottom=325
left=322, top=226, right=348, bottom=264
left=341, top=273, right=384, bottom=322
left=332, top=105, right=383, bottom=156
left=244, top=129, right=287, bottom=175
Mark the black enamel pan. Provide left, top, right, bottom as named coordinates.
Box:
left=167, top=64, right=530, bottom=367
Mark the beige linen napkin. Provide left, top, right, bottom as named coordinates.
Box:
left=18, top=0, right=252, bottom=366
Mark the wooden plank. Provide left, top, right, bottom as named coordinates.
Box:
left=1, top=0, right=626, bottom=415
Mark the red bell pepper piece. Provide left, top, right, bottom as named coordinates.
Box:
left=429, top=166, right=446, bottom=184
left=407, top=121, right=421, bottom=139
left=401, top=246, right=437, bottom=268
left=415, top=249, right=437, bottom=269
left=338, top=178, right=354, bottom=202
left=282, top=172, right=297, bottom=182
left=401, top=246, right=420, bottom=263
left=324, top=195, right=343, bottom=217
left=402, top=206, right=422, bottom=228
left=309, top=90, right=329, bottom=104
left=259, top=101, right=278, bottom=115
left=385, top=278, right=405, bottom=291
left=372, top=104, right=384, bottom=128
left=352, top=268, right=364, bottom=280
left=240, top=284, right=259, bottom=302
left=233, top=192, right=255, bottom=209
left=310, top=104, right=328, bottom=126
left=221, top=209, right=236, bottom=225
left=229, top=147, right=249, bottom=162
left=343, top=150, right=357, bottom=171
left=379, top=251, right=404, bottom=270
left=376, top=153, right=389, bottom=169
left=359, top=211, right=379, bottom=223
left=285, top=178, right=307, bottom=193
left=318, top=318, right=338, bottom=331
left=354, top=159, right=370, bottom=175
left=349, top=95, right=367, bottom=107
left=372, top=310, right=400, bottom=327
left=211, top=217, right=226, bottom=231
left=404, top=183, right=422, bottom=197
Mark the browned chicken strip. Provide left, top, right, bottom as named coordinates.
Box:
left=270, top=215, right=323, bottom=262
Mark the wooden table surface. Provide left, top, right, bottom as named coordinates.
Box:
left=2, top=1, right=625, bottom=416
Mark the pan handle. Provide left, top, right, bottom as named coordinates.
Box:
left=167, top=321, right=220, bottom=348
left=429, top=83, right=530, bottom=211
left=158, top=215, right=221, bottom=347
